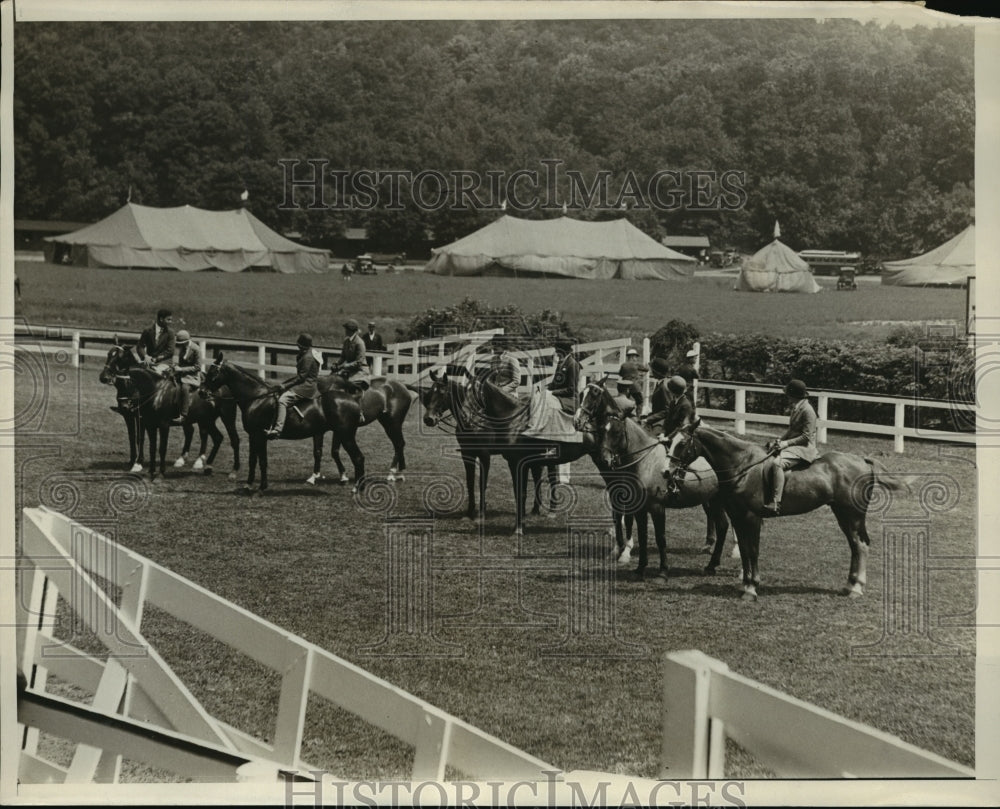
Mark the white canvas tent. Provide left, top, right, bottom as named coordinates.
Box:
left=881, top=225, right=974, bottom=287
left=44, top=203, right=329, bottom=273
left=736, top=223, right=820, bottom=294
left=425, top=216, right=695, bottom=280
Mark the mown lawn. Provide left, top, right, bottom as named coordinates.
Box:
left=15, top=261, right=966, bottom=347
left=14, top=368, right=976, bottom=780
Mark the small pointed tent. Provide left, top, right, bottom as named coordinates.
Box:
left=736, top=224, right=820, bottom=294
left=881, top=225, right=974, bottom=287
left=44, top=203, right=328, bottom=273
left=425, top=216, right=695, bottom=280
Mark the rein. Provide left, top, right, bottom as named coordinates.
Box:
left=672, top=433, right=773, bottom=485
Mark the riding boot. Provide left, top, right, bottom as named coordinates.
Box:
left=763, top=464, right=784, bottom=515
left=269, top=401, right=287, bottom=439
left=171, top=388, right=190, bottom=426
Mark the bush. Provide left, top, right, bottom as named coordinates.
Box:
left=649, top=319, right=700, bottom=366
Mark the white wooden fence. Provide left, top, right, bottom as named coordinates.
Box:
left=12, top=323, right=974, bottom=452
left=661, top=649, right=973, bottom=778
left=16, top=506, right=556, bottom=784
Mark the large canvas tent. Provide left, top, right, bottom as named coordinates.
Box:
left=44, top=203, right=329, bottom=272
left=736, top=224, right=821, bottom=294
left=425, top=216, right=695, bottom=280
left=881, top=225, right=974, bottom=287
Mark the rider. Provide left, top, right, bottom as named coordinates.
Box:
left=547, top=337, right=580, bottom=414
left=612, top=364, right=640, bottom=417
left=644, top=359, right=693, bottom=436
left=267, top=333, right=320, bottom=439
left=333, top=319, right=371, bottom=415
left=136, top=308, right=176, bottom=375
left=621, top=347, right=647, bottom=413
left=486, top=334, right=521, bottom=399
left=169, top=330, right=203, bottom=425
left=762, top=379, right=818, bottom=515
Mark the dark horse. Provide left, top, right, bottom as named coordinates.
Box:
left=577, top=382, right=731, bottom=580
left=99, top=343, right=144, bottom=473
left=419, top=369, right=553, bottom=521
left=205, top=354, right=331, bottom=493
left=101, top=342, right=241, bottom=479
left=320, top=373, right=415, bottom=486
left=667, top=419, right=910, bottom=600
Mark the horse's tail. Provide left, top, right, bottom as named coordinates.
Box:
left=864, top=458, right=913, bottom=496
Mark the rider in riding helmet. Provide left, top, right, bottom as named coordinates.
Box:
left=762, top=379, right=818, bottom=515
left=644, top=359, right=693, bottom=436
left=548, top=337, right=580, bottom=414
left=333, top=319, right=371, bottom=416
left=169, top=330, right=203, bottom=425
left=267, top=333, right=320, bottom=439
left=136, top=308, right=176, bottom=375
left=612, top=363, right=640, bottom=417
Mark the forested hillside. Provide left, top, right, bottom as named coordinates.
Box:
left=14, top=18, right=974, bottom=255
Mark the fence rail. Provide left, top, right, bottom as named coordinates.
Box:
left=16, top=506, right=556, bottom=784
left=11, top=323, right=974, bottom=452
left=661, top=649, right=973, bottom=779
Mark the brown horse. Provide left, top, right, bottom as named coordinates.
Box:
left=666, top=419, right=910, bottom=600
left=419, top=369, right=552, bottom=521
left=99, top=343, right=144, bottom=473
left=319, top=373, right=415, bottom=486
left=205, top=354, right=332, bottom=492
left=577, top=382, right=731, bottom=580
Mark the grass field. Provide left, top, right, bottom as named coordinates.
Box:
left=14, top=367, right=976, bottom=779
left=14, top=261, right=967, bottom=347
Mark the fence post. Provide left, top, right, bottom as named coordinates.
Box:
left=817, top=394, right=829, bottom=444
left=257, top=345, right=267, bottom=380
left=372, top=354, right=383, bottom=376
left=661, top=650, right=724, bottom=779
left=894, top=402, right=905, bottom=454
left=734, top=388, right=747, bottom=435
left=72, top=331, right=81, bottom=368
left=642, top=337, right=652, bottom=415
left=199, top=340, right=208, bottom=372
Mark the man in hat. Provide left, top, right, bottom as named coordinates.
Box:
left=676, top=346, right=700, bottom=408
left=547, top=337, right=580, bottom=414
left=268, top=333, right=320, bottom=439
left=362, top=321, right=386, bottom=355
left=761, top=379, right=818, bottom=515
left=136, top=308, right=176, bottom=375
left=333, top=319, right=371, bottom=410
left=612, top=364, right=640, bottom=417
left=621, top=347, right=647, bottom=413
left=169, top=329, right=203, bottom=425
left=486, top=333, right=521, bottom=398
left=644, top=359, right=690, bottom=434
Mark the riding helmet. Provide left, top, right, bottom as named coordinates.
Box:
left=785, top=379, right=808, bottom=399
left=555, top=337, right=575, bottom=353
left=175, top=329, right=191, bottom=343
left=648, top=357, right=671, bottom=378
left=297, top=333, right=313, bottom=348
left=343, top=319, right=360, bottom=332
left=618, top=362, right=638, bottom=382
left=666, top=375, right=687, bottom=394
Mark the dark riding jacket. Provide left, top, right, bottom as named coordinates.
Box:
left=137, top=324, right=175, bottom=364
left=646, top=386, right=694, bottom=437
left=489, top=351, right=521, bottom=396
left=362, top=330, right=386, bottom=352
left=283, top=349, right=320, bottom=398
left=548, top=353, right=580, bottom=401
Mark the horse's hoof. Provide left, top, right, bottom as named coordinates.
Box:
left=633, top=569, right=644, bottom=581
left=173, top=457, right=186, bottom=468
left=702, top=565, right=717, bottom=576
left=228, top=471, right=238, bottom=481
left=842, top=583, right=865, bottom=598
left=546, top=510, right=558, bottom=520
left=202, top=466, right=213, bottom=476
left=530, top=507, right=541, bottom=516
left=656, top=569, right=669, bottom=581
left=193, top=457, right=205, bottom=471
left=513, top=528, right=524, bottom=539
left=339, top=474, right=350, bottom=484
left=741, top=590, right=758, bottom=602
left=306, top=474, right=320, bottom=486
left=129, top=463, right=143, bottom=473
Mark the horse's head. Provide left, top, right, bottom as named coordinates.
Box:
left=204, top=350, right=226, bottom=391
left=574, top=377, right=616, bottom=432
left=664, top=418, right=704, bottom=484
left=100, top=338, right=137, bottom=386
left=422, top=368, right=454, bottom=427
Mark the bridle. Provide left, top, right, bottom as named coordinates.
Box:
left=207, top=359, right=281, bottom=403
left=423, top=380, right=459, bottom=434
left=668, top=428, right=773, bottom=486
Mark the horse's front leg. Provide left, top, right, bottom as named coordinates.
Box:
left=306, top=433, right=323, bottom=485
left=158, top=426, right=170, bottom=477
left=125, top=410, right=143, bottom=472
left=340, top=429, right=366, bottom=492
left=245, top=432, right=260, bottom=491
left=529, top=462, right=543, bottom=516
left=146, top=424, right=158, bottom=481
left=461, top=451, right=478, bottom=520
left=507, top=456, right=526, bottom=538
left=634, top=508, right=649, bottom=580
left=703, top=499, right=729, bottom=575
left=174, top=423, right=194, bottom=468
left=651, top=506, right=668, bottom=580
left=330, top=433, right=348, bottom=484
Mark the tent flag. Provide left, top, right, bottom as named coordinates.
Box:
left=881, top=225, right=974, bottom=287
left=425, top=215, right=695, bottom=280
left=43, top=203, right=328, bottom=273
left=736, top=235, right=820, bottom=294
left=774, top=220, right=781, bottom=239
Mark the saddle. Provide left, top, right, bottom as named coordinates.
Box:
left=522, top=387, right=584, bottom=443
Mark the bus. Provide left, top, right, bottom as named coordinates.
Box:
left=797, top=250, right=862, bottom=276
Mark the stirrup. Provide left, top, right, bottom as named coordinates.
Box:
left=266, top=428, right=281, bottom=440
left=762, top=501, right=781, bottom=516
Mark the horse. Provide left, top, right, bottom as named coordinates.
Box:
left=666, top=419, right=911, bottom=600
left=419, top=369, right=552, bottom=521
left=576, top=382, right=731, bottom=580
left=205, top=354, right=331, bottom=493
left=320, top=373, right=415, bottom=486
left=102, top=341, right=241, bottom=478
left=99, top=343, right=144, bottom=473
